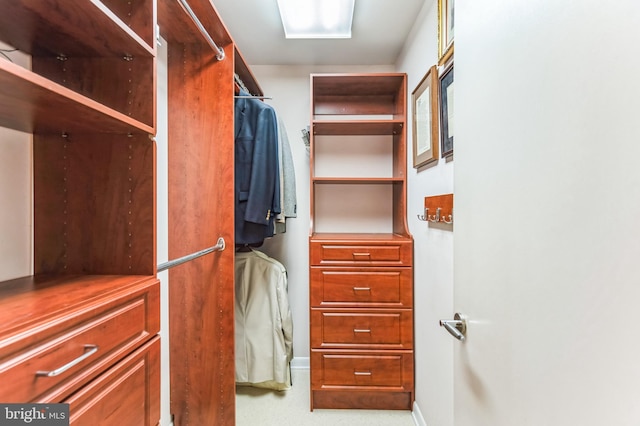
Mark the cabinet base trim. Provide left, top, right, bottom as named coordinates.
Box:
left=311, top=390, right=412, bottom=410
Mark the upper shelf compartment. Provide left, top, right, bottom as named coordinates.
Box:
left=0, top=0, right=157, bottom=134
left=0, top=60, right=155, bottom=134
left=312, top=73, right=406, bottom=117
left=0, top=0, right=155, bottom=58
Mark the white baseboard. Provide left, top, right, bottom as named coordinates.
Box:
left=290, top=356, right=310, bottom=370
left=412, top=401, right=427, bottom=426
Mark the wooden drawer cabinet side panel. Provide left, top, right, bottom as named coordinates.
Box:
left=310, top=310, right=413, bottom=349
left=310, top=268, right=412, bottom=307
left=66, top=336, right=160, bottom=426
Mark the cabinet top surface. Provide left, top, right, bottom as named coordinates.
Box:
left=310, top=233, right=413, bottom=242
left=0, top=275, right=157, bottom=344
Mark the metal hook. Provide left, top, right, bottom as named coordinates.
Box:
left=441, top=214, right=453, bottom=224
left=417, top=208, right=428, bottom=221
left=428, top=207, right=441, bottom=223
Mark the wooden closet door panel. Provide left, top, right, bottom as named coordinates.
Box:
left=167, top=41, right=235, bottom=426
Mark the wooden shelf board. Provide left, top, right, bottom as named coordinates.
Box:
left=310, top=232, right=413, bottom=242
left=312, top=120, right=404, bottom=135
left=313, top=177, right=405, bottom=184
left=0, top=274, right=157, bottom=343
left=311, top=74, right=405, bottom=97
left=0, top=0, right=154, bottom=58
left=0, top=60, right=154, bottom=134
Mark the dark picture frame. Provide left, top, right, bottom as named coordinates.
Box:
left=412, top=65, right=439, bottom=168
left=439, top=62, right=454, bottom=157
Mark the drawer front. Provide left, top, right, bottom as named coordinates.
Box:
left=0, top=280, right=159, bottom=403
left=311, top=351, right=413, bottom=390
left=310, top=267, right=412, bottom=308
left=66, top=336, right=160, bottom=426
left=310, top=242, right=412, bottom=266
left=311, top=310, right=413, bottom=349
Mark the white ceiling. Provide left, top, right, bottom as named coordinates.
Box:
left=211, top=0, right=428, bottom=66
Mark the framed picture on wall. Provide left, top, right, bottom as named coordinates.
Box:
left=439, top=62, right=454, bottom=157
left=438, top=0, right=454, bottom=64
left=412, top=65, right=439, bottom=168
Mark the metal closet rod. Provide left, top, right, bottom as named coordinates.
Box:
left=234, top=95, right=273, bottom=100
left=157, top=237, right=226, bottom=272
left=177, top=0, right=225, bottom=61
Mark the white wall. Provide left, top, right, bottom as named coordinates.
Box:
left=396, top=1, right=454, bottom=426
left=0, top=45, right=33, bottom=282
left=250, top=64, right=394, bottom=363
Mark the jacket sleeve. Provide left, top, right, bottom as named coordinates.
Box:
left=276, top=270, right=293, bottom=363
left=244, top=104, right=280, bottom=226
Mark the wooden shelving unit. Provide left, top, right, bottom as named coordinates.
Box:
left=309, top=73, right=414, bottom=410
left=0, top=1, right=159, bottom=423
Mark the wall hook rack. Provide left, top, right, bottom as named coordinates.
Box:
left=421, top=194, right=454, bottom=226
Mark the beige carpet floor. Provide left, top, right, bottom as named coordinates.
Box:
left=236, top=368, right=416, bottom=426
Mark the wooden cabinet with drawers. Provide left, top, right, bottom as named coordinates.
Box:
left=0, top=0, right=159, bottom=423
left=309, top=74, right=414, bottom=410
left=0, top=276, right=160, bottom=424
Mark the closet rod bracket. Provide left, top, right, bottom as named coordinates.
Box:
left=177, top=0, right=226, bottom=61
left=157, top=237, right=225, bottom=272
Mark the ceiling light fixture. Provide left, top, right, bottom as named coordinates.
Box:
left=276, top=0, right=355, bottom=39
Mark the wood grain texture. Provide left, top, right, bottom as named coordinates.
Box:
left=309, top=74, right=414, bottom=409
left=0, top=0, right=154, bottom=57
left=1, top=0, right=159, bottom=423
left=166, top=40, right=235, bottom=426
left=66, top=336, right=161, bottom=426
left=34, top=134, right=155, bottom=275
left=309, top=267, right=413, bottom=308
left=33, top=56, right=156, bottom=128
left=0, top=276, right=159, bottom=403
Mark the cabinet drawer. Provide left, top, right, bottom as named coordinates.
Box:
left=310, top=241, right=412, bottom=266
left=0, top=279, right=159, bottom=403
left=311, top=310, right=413, bottom=349
left=66, top=336, right=160, bottom=426
left=310, top=267, right=412, bottom=308
left=311, top=351, right=413, bottom=390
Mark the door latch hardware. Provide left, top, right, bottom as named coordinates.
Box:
left=439, top=313, right=467, bottom=341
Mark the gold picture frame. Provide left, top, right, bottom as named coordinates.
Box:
left=412, top=65, right=439, bottom=168
left=438, top=0, right=454, bottom=65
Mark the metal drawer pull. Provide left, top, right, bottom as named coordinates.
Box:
left=352, top=252, right=371, bottom=258
left=353, top=287, right=371, bottom=292
left=353, top=329, right=371, bottom=333
left=36, top=344, right=99, bottom=377
left=354, top=371, right=372, bottom=376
